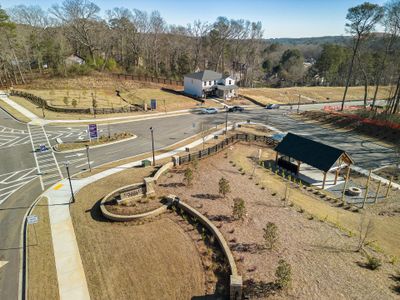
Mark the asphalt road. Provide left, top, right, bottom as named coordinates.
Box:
left=0, top=99, right=397, bottom=299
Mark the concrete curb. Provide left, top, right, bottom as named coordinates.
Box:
left=52, top=135, right=137, bottom=153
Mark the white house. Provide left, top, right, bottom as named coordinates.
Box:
left=184, top=70, right=239, bottom=100
left=65, top=54, right=85, bottom=66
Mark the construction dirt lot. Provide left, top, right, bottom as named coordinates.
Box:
left=240, top=86, right=392, bottom=105
left=157, top=143, right=400, bottom=299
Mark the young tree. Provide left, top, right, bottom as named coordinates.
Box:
left=275, top=259, right=292, bottom=289
left=232, top=197, right=246, bottom=220
left=71, top=99, right=78, bottom=108
left=341, top=2, right=384, bottom=111
left=263, top=222, right=278, bottom=249
left=63, top=96, right=69, bottom=106
left=183, top=167, right=193, bottom=187
left=218, top=177, right=231, bottom=198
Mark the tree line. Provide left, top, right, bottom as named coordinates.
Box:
left=0, top=0, right=399, bottom=113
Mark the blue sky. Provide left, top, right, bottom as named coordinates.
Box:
left=1, top=0, right=387, bottom=38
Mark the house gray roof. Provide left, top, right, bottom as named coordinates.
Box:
left=274, top=132, right=353, bottom=172
left=217, top=85, right=239, bottom=91
left=185, top=70, right=222, bottom=81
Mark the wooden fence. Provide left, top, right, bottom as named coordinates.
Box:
left=177, top=133, right=277, bottom=165
left=111, top=73, right=183, bottom=86
left=10, top=90, right=145, bottom=114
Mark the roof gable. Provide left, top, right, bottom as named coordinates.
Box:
left=185, top=70, right=222, bottom=81
left=274, top=133, right=353, bottom=172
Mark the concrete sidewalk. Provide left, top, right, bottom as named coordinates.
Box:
left=42, top=125, right=232, bottom=300
left=0, top=93, right=38, bottom=123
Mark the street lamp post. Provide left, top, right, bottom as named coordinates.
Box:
left=65, top=161, right=75, bottom=203
left=85, top=144, right=91, bottom=172
left=150, top=127, right=155, bottom=166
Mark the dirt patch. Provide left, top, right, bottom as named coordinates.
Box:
left=70, top=168, right=206, bottom=299
left=27, top=197, right=59, bottom=300
left=240, top=86, right=392, bottom=105
left=157, top=145, right=400, bottom=299
left=299, top=110, right=400, bottom=146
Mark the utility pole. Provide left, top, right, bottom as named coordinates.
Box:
left=150, top=127, right=155, bottom=166
left=65, top=161, right=75, bottom=203
left=85, top=145, right=91, bottom=172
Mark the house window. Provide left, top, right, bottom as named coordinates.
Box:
left=204, top=81, right=206, bottom=86
left=209, top=81, right=211, bottom=85
left=229, top=80, right=232, bottom=85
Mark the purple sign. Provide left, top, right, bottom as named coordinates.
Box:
left=88, top=124, right=98, bottom=139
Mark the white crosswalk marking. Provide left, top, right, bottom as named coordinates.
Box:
left=0, top=125, right=30, bottom=149
left=0, top=168, right=37, bottom=205
left=28, top=124, right=63, bottom=190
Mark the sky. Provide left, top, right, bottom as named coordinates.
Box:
left=1, top=0, right=387, bottom=38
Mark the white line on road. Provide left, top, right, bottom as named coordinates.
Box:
left=74, top=161, right=93, bottom=169
left=0, top=261, right=8, bottom=269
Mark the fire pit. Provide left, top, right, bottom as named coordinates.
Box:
left=347, top=186, right=362, bottom=196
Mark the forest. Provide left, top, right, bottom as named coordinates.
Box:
left=0, top=0, right=399, bottom=112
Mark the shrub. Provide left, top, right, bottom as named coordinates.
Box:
left=366, top=255, right=382, bottom=270
left=71, top=99, right=78, bottom=108
left=275, top=259, right=292, bottom=289
left=63, top=97, right=69, bottom=106
left=191, top=156, right=199, bottom=170
left=263, top=222, right=278, bottom=249
left=232, top=197, right=246, bottom=220
left=219, top=177, right=231, bottom=197
left=183, top=168, right=193, bottom=187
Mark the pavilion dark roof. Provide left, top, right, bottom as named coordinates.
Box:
left=274, top=132, right=353, bottom=172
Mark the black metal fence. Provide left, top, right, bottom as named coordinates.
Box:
left=178, top=133, right=277, bottom=165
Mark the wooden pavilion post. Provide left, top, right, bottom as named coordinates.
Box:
left=275, top=152, right=279, bottom=164
left=322, top=172, right=327, bottom=189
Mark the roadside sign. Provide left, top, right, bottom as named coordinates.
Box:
left=27, top=215, right=39, bottom=224
left=39, top=144, right=47, bottom=152
left=88, top=124, right=98, bottom=139
left=150, top=99, right=157, bottom=110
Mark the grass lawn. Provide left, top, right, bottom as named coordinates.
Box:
left=27, top=197, right=59, bottom=300
left=70, top=166, right=205, bottom=299
left=240, top=86, right=392, bottom=105
left=17, top=88, right=203, bottom=112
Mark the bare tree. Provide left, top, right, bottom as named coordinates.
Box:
left=50, top=0, right=101, bottom=62
left=341, top=2, right=384, bottom=111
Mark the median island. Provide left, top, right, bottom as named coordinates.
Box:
left=55, top=132, right=135, bottom=152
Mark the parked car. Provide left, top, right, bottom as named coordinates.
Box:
left=227, top=105, right=244, bottom=112
left=265, top=104, right=280, bottom=109
left=200, top=107, right=218, bottom=114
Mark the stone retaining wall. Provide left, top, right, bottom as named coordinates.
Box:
left=171, top=197, right=242, bottom=300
